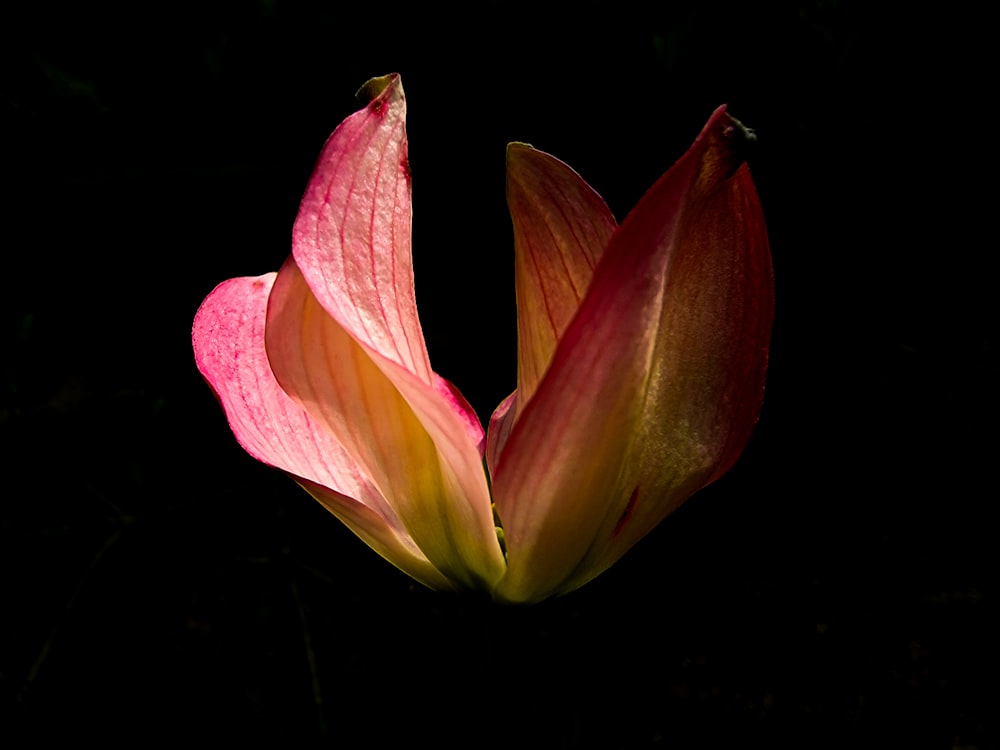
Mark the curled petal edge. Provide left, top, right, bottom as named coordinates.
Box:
left=192, top=273, right=455, bottom=591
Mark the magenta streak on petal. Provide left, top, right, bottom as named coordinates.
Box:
left=385, top=140, right=419, bottom=378
left=612, top=487, right=640, bottom=538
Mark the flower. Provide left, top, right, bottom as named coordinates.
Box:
left=192, top=73, right=773, bottom=604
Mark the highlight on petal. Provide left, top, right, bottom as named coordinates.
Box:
left=265, top=256, right=505, bottom=592
left=258, top=74, right=505, bottom=591
left=193, top=73, right=503, bottom=595
left=491, top=107, right=773, bottom=603
left=191, top=274, right=454, bottom=591
left=291, top=73, right=431, bottom=384
left=571, top=150, right=773, bottom=592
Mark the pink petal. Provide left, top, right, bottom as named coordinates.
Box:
left=265, top=258, right=505, bottom=591
left=195, top=75, right=503, bottom=593
left=191, top=274, right=455, bottom=590
left=492, top=107, right=773, bottom=603
left=291, top=73, right=431, bottom=384
left=264, top=74, right=505, bottom=591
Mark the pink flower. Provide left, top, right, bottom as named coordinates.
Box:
left=192, top=74, right=773, bottom=603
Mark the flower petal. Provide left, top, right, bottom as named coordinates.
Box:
left=261, top=73, right=505, bottom=591
left=488, top=145, right=618, bottom=467
left=492, top=107, right=773, bottom=603
left=265, top=259, right=505, bottom=590
left=292, top=73, right=431, bottom=384
left=566, top=155, right=774, bottom=593
left=485, top=390, right=517, bottom=474
left=191, top=274, right=454, bottom=591
left=505, top=143, right=618, bottom=412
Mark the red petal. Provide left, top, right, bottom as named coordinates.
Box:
left=493, top=108, right=773, bottom=602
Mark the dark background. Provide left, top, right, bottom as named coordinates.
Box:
left=3, top=1, right=995, bottom=747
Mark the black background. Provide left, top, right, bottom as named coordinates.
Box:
left=3, top=1, right=996, bottom=747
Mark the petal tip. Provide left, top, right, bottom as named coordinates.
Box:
left=355, top=72, right=403, bottom=111
left=506, top=141, right=535, bottom=157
